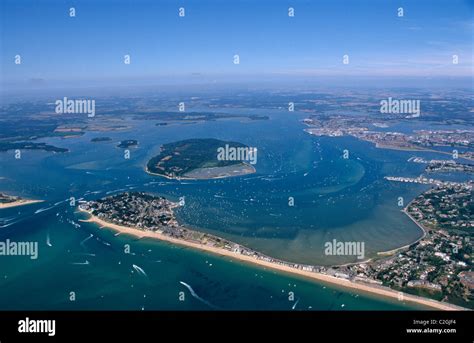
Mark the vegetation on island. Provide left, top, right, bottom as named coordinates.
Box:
left=146, top=138, right=249, bottom=178
left=0, top=142, right=68, bottom=153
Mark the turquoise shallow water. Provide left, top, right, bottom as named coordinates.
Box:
left=0, top=108, right=442, bottom=310
left=0, top=207, right=423, bottom=310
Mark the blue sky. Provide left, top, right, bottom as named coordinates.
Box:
left=1, top=0, right=472, bottom=88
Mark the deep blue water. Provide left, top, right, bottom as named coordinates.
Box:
left=1, top=108, right=460, bottom=310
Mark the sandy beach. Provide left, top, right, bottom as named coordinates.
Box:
left=0, top=199, right=44, bottom=209
left=79, top=209, right=465, bottom=311
left=145, top=163, right=256, bottom=180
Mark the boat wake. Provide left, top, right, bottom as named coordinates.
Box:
left=96, top=237, right=111, bottom=247
left=0, top=216, right=17, bottom=222
left=71, top=260, right=90, bottom=265
left=132, top=264, right=148, bottom=277
left=0, top=219, right=23, bottom=228
left=179, top=281, right=218, bottom=309
left=46, top=232, right=52, bottom=247
left=34, top=205, right=55, bottom=214
left=80, top=234, right=93, bottom=247
left=105, top=188, right=127, bottom=195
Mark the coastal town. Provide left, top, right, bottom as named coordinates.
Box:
left=79, top=192, right=266, bottom=254
left=303, top=115, right=474, bottom=159
left=341, top=182, right=473, bottom=308
left=79, top=188, right=472, bottom=309
left=79, top=192, right=181, bottom=235
left=425, top=160, right=474, bottom=174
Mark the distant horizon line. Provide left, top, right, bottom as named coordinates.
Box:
left=1, top=74, right=472, bottom=93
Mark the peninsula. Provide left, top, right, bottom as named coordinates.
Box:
left=79, top=192, right=467, bottom=311
left=0, top=193, right=43, bottom=209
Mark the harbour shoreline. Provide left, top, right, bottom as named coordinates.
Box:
left=377, top=204, right=427, bottom=256
left=144, top=163, right=256, bottom=180
left=78, top=208, right=466, bottom=311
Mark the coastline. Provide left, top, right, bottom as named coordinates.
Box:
left=304, top=127, right=474, bottom=161
left=376, top=144, right=474, bottom=161
left=0, top=199, right=44, bottom=209
left=144, top=163, right=256, bottom=180
left=377, top=206, right=427, bottom=256
left=78, top=208, right=466, bottom=311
